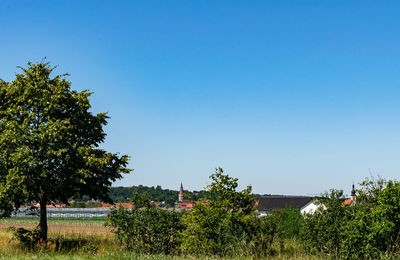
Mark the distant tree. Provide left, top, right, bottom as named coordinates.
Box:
left=70, top=202, right=87, bottom=208
left=86, top=201, right=103, bottom=208
left=130, top=191, right=151, bottom=209
left=0, top=61, right=131, bottom=240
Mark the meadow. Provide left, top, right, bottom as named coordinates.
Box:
left=0, top=218, right=113, bottom=259
left=0, top=218, right=314, bottom=259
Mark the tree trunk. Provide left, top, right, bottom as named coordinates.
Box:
left=39, top=198, right=48, bottom=241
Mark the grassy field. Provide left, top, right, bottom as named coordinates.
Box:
left=0, top=218, right=106, bottom=226
left=0, top=218, right=115, bottom=259
left=0, top=218, right=204, bottom=259
left=0, top=218, right=318, bottom=259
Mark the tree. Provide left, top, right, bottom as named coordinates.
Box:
left=0, top=61, right=131, bottom=240
left=356, top=175, right=386, bottom=204
left=301, top=189, right=348, bottom=256
left=180, top=168, right=257, bottom=256
left=130, top=191, right=151, bottom=209
left=205, top=167, right=255, bottom=214
left=371, top=180, right=400, bottom=251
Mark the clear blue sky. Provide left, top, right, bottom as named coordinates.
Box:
left=1, top=1, right=399, bottom=196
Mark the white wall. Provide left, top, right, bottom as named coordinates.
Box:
left=301, top=201, right=322, bottom=215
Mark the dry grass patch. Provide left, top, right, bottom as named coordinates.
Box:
left=0, top=223, right=110, bottom=234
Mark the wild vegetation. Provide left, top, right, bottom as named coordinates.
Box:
left=301, top=177, right=400, bottom=259
left=106, top=172, right=400, bottom=259
left=1, top=173, right=400, bottom=259
left=104, top=169, right=310, bottom=258
left=0, top=216, right=308, bottom=259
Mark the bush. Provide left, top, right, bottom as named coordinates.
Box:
left=86, top=201, right=102, bottom=208
left=105, top=175, right=400, bottom=259
left=251, top=207, right=304, bottom=256
left=301, top=180, right=400, bottom=259
left=180, top=168, right=257, bottom=257
left=339, top=204, right=380, bottom=259
left=9, top=227, right=41, bottom=249
left=81, top=242, right=99, bottom=254
left=106, top=206, right=184, bottom=254
left=70, top=202, right=87, bottom=208
left=300, top=189, right=347, bottom=256
left=277, top=207, right=304, bottom=239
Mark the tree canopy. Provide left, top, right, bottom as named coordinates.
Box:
left=0, top=61, right=131, bottom=239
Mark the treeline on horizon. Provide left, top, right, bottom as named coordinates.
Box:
left=71, top=185, right=274, bottom=207
left=109, top=185, right=205, bottom=206
left=107, top=185, right=273, bottom=206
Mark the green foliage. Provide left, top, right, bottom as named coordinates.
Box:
left=9, top=227, right=41, bottom=249
left=80, top=242, right=99, bottom=255
left=339, top=182, right=400, bottom=259
left=301, top=179, right=400, bottom=259
left=108, top=185, right=206, bottom=206
left=70, top=202, right=87, bottom=208
left=180, top=168, right=259, bottom=256
left=277, top=207, right=304, bottom=239
left=0, top=61, right=131, bottom=240
left=371, top=180, right=400, bottom=252
left=357, top=175, right=386, bottom=204
left=301, top=189, right=347, bottom=256
left=339, top=203, right=380, bottom=259
left=179, top=170, right=303, bottom=257
left=106, top=206, right=184, bottom=254
left=86, top=201, right=103, bottom=208
left=69, top=201, right=103, bottom=208
left=205, top=168, right=255, bottom=214
left=255, top=211, right=282, bottom=256
left=250, top=208, right=304, bottom=256
left=130, top=191, right=151, bottom=209
left=5, top=174, right=400, bottom=259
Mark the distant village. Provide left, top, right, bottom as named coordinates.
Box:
left=21, top=183, right=358, bottom=215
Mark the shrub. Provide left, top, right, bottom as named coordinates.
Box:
left=86, top=201, right=103, bottom=208
left=70, top=202, right=87, bottom=208
left=339, top=204, right=379, bottom=260
left=106, top=206, right=184, bottom=254
left=277, top=207, right=304, bottom=239
left=180, top=168, right=257, bottom=256
left=300, top=189, right=348, bottom=256
left=301, top=180, right=400, bottom=259
left=9, top=227, right=41, bottom=249
left=81, top=242, right=99, bottom=254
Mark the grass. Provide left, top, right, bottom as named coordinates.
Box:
left=0, top=218, right=318, bottom=259
left=0, top=218, right=114, bottom=258
left=0, top=217, right=106, bottom=226
left=0, top=253, right=195, bottom=260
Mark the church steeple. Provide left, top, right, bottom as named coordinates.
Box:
left=178, top=182, right=184, bottom=202
left=351, top=183, right=356, bottom=201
